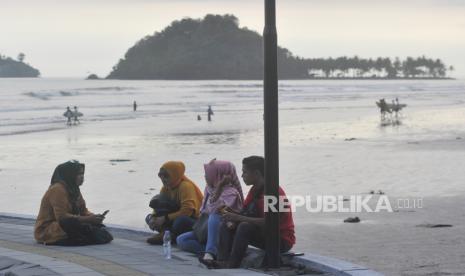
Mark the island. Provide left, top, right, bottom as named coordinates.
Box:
left=107, top=14, right=453, bottom=80
left=0, top=53, right=40, bottom=78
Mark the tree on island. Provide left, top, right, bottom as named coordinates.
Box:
left=17, top=53, right=25, bottom=63
left=0, top=53, right=40, bottom=78
left=107, top=14, right=453, bottom=80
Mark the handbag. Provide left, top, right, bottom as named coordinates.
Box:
left=192, top=213, right=209, bottom=244
left=149, top=193, right=180, bottom=217
left=192, top=193, right=210, bottom=243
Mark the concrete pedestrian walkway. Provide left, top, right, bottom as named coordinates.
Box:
left=0, top=215, right=325, bottom=276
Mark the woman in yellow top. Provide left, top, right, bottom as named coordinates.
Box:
left=34, top=160, right=112, bottom=245
left=146, top=161, right=203, bottom=245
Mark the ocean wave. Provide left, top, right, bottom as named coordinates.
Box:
left=23, top=92, right=52, bottom=100
left=59, top=90, right=79, bottom=96
left=78, top=86, right=136, bottom=91
left=0, top=126, right=67, bottom=136
left=23, top=90, right=82, bottom=100
left=22, top=87, right=138, bottom=101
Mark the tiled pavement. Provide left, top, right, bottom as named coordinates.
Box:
left=1, top=215, right=383, bottom=276
left=0, top=216, right=323, bottom=276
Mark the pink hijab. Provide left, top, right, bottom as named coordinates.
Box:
left=201, top=159, right=243, bottom=214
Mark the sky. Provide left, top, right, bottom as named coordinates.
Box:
left=1, top=0, right=465, bottom=78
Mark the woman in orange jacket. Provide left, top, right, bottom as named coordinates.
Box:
left=34, top=160, right=112, bottom=245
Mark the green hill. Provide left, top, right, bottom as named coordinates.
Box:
left=0, top=55, right=40, bottom=78
left=107, top=14, right=306, bottom=80
left=107, top=14, right=452, bottom=80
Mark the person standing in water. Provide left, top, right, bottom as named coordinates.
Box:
left=63, top=107, right=73, bottom=125
left=207, top=105, right=214, bottom=122
left=73, top=106, right=81, bottom=125
left=133, top=101, right=137, bottom=112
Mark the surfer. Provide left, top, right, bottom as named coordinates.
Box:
left=73, top=106, right=82, bottom=125
left=63, top=107, right=73, bottom=125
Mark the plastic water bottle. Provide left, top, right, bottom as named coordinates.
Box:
left=163, top=231, right=171, bottom=259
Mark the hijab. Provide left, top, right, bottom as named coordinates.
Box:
left=161, top=161, right=196, bottom=189
left=204, top=159, right=243, bottom=200
left=50, top=160, right=84, bottom=214
left=201, top=159, right=244, bottom=213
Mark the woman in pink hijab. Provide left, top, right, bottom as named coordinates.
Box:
left=176, top=159, right=243, bottom=262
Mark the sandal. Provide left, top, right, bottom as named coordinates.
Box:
left=198, top=255, right=215, bottom=268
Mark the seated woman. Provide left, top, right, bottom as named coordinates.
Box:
left=34, top=160, right=113, bottom=246
left=176, top=159, right=243, bottom=264
left=146, top=161, right=204, bottom=244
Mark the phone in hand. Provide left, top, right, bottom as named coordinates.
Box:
left=102, top=210, right=110, bottom=217
left=218, top=206, right=239, bottom=215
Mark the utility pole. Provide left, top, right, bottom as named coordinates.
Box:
left=263, top=0, right=280, bottom=268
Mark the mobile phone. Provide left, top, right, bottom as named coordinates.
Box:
left=102, top=210, right=110, bottom=216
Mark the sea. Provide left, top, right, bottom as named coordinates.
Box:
left=1, top=78, right=465, bottom=228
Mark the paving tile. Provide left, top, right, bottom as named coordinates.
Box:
left=49, top=266, right=95, bottom=274
left=65, top=272, right=104, bottom=276
left=132, top=264, right=174, bottom=274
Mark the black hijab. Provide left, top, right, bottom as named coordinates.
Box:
left=50, top=160, right=85, bottom=214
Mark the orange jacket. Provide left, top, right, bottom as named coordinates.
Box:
left=160, top=180, right=203, bottom=221
left=34, top=182, right=92, bottom=244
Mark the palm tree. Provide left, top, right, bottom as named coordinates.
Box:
left=17, top=53, right=25, bottom=63
left=448, top=65, right=454, bottom=77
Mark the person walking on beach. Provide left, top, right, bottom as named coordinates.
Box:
left=34, top=160, right=113, bottom=246
left=73, top=106, right=81, bottom=125
left=207, top=105, right=214, bottom=122
left=63, top=106, right=73, bottom=125
left=133, top=101, right=137, bottom=112
left=211, top=156, right=295, bottom=269
left=146, top=161, right=204, bottom=245
left=177, top=159, right=243, bottom=264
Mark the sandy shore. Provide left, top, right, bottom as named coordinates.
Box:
left=293, top=195, right=465, bottom=275
left=1, top=118, right=464, bottom=275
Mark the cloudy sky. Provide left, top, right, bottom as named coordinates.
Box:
left=2, top=0, right=464, bottom=78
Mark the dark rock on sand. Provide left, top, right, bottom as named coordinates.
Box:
left=344, top=217, right=360, bottom=223
left=416, top=224, right=453, bottom=228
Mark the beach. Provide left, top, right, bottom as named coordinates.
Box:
left=1, top=78, right=465, bottom=275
